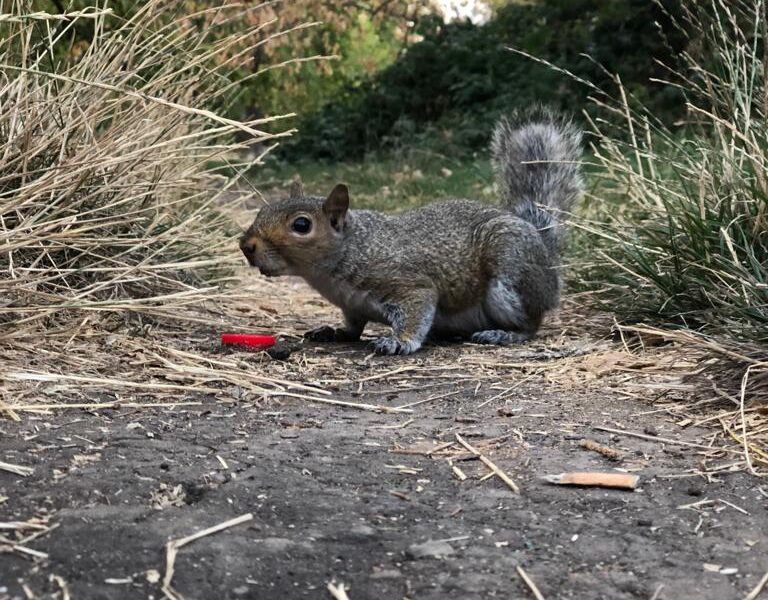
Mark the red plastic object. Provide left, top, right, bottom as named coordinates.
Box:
left=221, top=333, right=276, bottom=350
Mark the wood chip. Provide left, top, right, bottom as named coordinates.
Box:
left=450, top=462, right=467, bottom=481
left=542, top=471, right=639, bottom=490
left=579, top=439, right=624, bottom=461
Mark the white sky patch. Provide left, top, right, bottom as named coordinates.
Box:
left=434, top=0, right=491, bottom=24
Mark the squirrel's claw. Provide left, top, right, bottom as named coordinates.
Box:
left=370, top=336, right=419, bottom=356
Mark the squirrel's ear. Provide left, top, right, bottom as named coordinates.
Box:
left=323, top=183, right=349, bottom=231
left=288, top=176, right=304, bottom=199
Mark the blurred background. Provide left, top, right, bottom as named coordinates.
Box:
left=34, top=0, right=686, bottom=166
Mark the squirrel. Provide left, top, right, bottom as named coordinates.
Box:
left=240, top=108, right=583, bottom=355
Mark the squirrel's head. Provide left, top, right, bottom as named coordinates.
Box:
left=239, top=182, right=350, bottom=277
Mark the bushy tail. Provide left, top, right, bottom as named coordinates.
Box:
left=491, top=108, right=583, bottom=257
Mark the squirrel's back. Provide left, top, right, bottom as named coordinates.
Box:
left=491, top=107, right=583, bottom=257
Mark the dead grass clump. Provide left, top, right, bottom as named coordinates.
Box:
left=0, top=2, right=292, bottom=342
left=574, top=0, right=768, bottom=346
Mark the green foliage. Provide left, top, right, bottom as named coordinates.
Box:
left=256, top=144, right=495, bottom=213
left=245, top=13, right=400, bottom=121
left=281, top=0, right=686, bottom=161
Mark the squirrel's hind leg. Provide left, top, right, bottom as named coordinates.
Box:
left=471, top=278, right=542, bottom=345
left=371, top=288, right=437, bottom=356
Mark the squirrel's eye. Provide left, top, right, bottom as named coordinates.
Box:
left=291, top=216, right=312, bottom=235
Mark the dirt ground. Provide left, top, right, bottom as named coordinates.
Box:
left=1, top=277, right=767, bottom=600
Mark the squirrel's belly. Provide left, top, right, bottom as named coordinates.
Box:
left=432, top=305, right=490, bottom=337
left=305, top=276, right=387, bottom=323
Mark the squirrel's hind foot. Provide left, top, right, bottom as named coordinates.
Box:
left=305, top=325, right=361, bottom=343
left=370, top=336, right=420, bottom=356
left=471, top=330, right=533, bottom=346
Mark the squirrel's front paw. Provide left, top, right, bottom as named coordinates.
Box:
left=370, top=336, right=420, bottom=356
left=304, top=326, right=337, bottom=342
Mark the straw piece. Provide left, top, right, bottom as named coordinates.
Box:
left=162, top=513, right=253, bottom=600
left=516, top=566, right=546, bottom=600
left=593, top=426, right=741, bottom=454
left=0, top=460, right=34, bottom=477
left=743, top=570, right=768, bottom=600
left=4, top=371, right=218, bottom=394
left=277, top=392, right=412, bottom=414
left=455, top=434, right=520, bottom=493
left=12, top=544, right=48, bottom=559
left=4, top=401, right=203, bottom=412
left=327, top=582, right=351, bottom=600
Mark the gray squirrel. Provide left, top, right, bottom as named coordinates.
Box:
left=240, top=108, right=583, bottom=355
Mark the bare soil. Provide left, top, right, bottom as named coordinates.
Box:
left=1, top=279, right=766, bottom=600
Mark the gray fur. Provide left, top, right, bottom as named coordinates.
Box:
left=241, top=111, right=583, bottom=355
left=492, top=107, right=583, bottom=256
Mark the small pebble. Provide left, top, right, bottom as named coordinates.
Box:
left=406, top=540, right=455, bottom=559
left=267, top=343, right=292, bottom=361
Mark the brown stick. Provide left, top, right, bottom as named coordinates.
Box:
left=455, top=434, right=520, bottom=493
left=579, top=439, right=624, bottom=461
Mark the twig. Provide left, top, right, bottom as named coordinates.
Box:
left=12, top=544, right=48, bottom=559
left=0, top=460, right=34, bottom=477
left=743, top=570, right=768, bottom=600
left=4, top=401, right=203, bottom=412
left=516, top=566, right=546, bottom=600
left=579, top=439, right=624, bottom=461
left=277, top=392, right=412, bottom=414
left=327, top=582, right=351, bottom=600
left=162, top=513, right=253, bottom=600
left=455, top=434, right=519, bottom=493
left=593, top=426, right=741, bottom=454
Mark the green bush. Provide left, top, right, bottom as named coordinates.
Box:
left=282, top=0, right=687, bottom=161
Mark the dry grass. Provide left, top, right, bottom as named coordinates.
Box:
left=0, top=1, right=292, bottom=339
left=518, top=1, right=768, bottom=418
left=3, top=245, right=764, bottom=477
left=0, top=2, right=319, bottom=406
left=573, top=1, right=767, bottom=345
